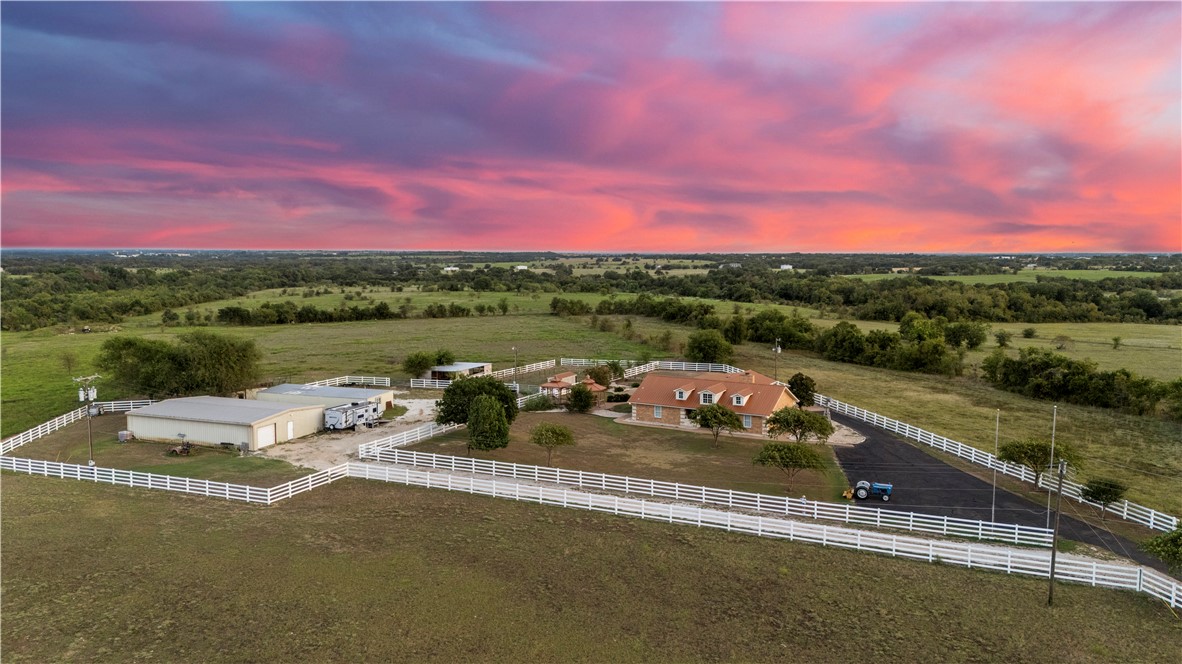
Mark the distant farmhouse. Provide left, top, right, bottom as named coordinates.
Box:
left=629, top=370, right=798, bottom=435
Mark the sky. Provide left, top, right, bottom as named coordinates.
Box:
left=1, top=2, right=1179, bottom=253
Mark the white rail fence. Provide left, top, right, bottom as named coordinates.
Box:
left=1, top=456, right=353, bottom=505
left=623, top=361, right=660, bottom=378
left=409, top=378, right=452, bottom=389
left=303, top=375, right=391, bottom=387
left=345, top=462, right=1182, bottom=609
left=1, top=400, right=155, bottom=456
left=363, top=449, right=1052, bottom=546
left=1, top=456, right=273, bottom=503
left=4, top=452, right=1176, bottom=608
left=359, top=422, right=464, bottom=454
left=816, top=394, right=1179, bottom=533
left=489, top=359, right=557, bottom=379
left=655, top=361, right=745, bottom=374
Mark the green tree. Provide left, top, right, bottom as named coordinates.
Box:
left=435, top=376, right=519, bottom=426
left=402, top=351, right=435, bottom=378
left=1111, top=336, right=1122, bottom=350
left=566, top=384, right=595, bottom=413
left=467, top=394, right=509, bottom=454
left=529, top=422, right=575, bottom=466
left=1022, top=327, right=1038, bottom=339
left=585, top=365, right=612, bottom=388
left=814, top=321, right=866, bottom=363
left=722, top=313, right=748, bottom=345
left=766, top=407, right=834, bottom=444
left=994, top=330, right=1013, bottom=348
left=96, top=336, right=186, bottom=398
left=688, top=403, right=745, bottom=447
left=997, top=438, right=1080, bottom=487
left=176, top=330, right=262, bottom=395
left=497, top=297, right=510, bottom=315
left=685, top=329, right=733, bottom=364
left=434, top=349, right=456, bottom=366
left=787, top=373, right=816, bottom=406
left=1080, top=478, right=1128, bottom=521
left=753, top=442, right=826, bottom=492
left=1142, top=528, right=1182, bottom=573
left=160, top=308, right=180, bottom=326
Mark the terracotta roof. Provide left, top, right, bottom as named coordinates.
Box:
left=540, top=382, right=572, bottom=389
left=700, top=383, right=727, bottom=395
left=580, top=377, right=608, bottom=392
left=630, top=372, right=797, bottom=416
left=732, top=387, right=755, bottom=397
left=552, top=371, right=576, bottom=380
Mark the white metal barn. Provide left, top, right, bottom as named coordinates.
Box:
left=126, top=397, right=324, bottom=451
left=255, top=384, right=395, bottom=410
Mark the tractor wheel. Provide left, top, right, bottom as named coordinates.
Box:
left=855, top=487, right=869, bottom=500
left=882, top=494, right=890, bottom=502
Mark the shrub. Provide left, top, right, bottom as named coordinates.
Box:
left=606, top=393, right=630, bottom=403
left=566, top=384, right=595, bottom=413
left=519, top=394, right=556, bottom=412
left=1022, top=327, right=1037, bottom=339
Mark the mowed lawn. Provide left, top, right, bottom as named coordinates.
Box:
left=406, top=411, right=849, bottom=501
left=11, top=414, right=310, bottom=486
left=3, top=475, right=1179, bottom=663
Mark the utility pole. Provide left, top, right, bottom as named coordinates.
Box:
left=1046, top=405, right=1057, bottom=530
left=773, top=338, right=782, bottom=382
left=73, top=374, right=102, bottom=467
left=991, top=409, right=1000, bottom=523
left=1047, top=460, right=1067, bottom=607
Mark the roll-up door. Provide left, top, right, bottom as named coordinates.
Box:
left=257, top=423, right=277, bottom=448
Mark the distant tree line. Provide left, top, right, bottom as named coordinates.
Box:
left=3, top=253, right=1179, bottom=331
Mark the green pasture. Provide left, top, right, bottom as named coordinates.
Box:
left=3, top=475, right=1178, bottom=662
left=843, top=269, right=1163, bottom=284
left=408, top=411, right=849, bottom=502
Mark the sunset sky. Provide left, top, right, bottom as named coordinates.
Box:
left=2, top=2, right=1178, bottom=253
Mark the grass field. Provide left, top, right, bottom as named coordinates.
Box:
left=843, top=269, right=1164, bottom=284
left=3, top=475, right=1178, bottom=663
left=3, top=303, right=1177, bottom=513
left=406, top=411, right=849, bottom=501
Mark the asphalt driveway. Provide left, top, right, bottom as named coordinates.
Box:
left=830, top=413, right=1168, bottom=573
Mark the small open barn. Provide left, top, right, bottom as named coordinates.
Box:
left=126, top=397, right=324, bottom=451
left=255, top=383, right=395, bottom=410
left=423, top=362, right=492, bottom=380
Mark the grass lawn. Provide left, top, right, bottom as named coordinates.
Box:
left=9, top=414, right=310, bottom=486
left=3, top=475, right=1179, bottom=663
left=407, top=412, right=849, bottom=502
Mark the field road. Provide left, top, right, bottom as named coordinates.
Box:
left=830, top=413, right=1170, bottom=574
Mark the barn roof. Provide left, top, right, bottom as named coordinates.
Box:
left=127, top=396, right=321, bottom=426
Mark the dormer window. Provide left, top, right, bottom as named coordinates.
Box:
left=675, top=389, right=687, bottom=401
left=732, top=395, right=745, bottom=406
left=700, top=392, right=714, bottom=405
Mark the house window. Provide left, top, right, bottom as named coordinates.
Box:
left=700, top=392, right=714, bottom=405
left=654, top=405, right=663, bottom=419
left=732, top=395, right=743, bottom=406
left=675, top=390, right=686, bottom=400
left=743, top=415, right=752, bottom=429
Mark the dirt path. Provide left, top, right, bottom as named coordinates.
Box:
left=259, top=397, right=439, bottom=470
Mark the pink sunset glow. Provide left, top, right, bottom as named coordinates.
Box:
left=1, top=2, right=1178, bottom=252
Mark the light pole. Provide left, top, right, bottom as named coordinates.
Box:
left=1047, top=460, right=1067, bottom=607
left=773, top=338, right=782, bottom=382
left=1046, top=405, right=1057, bottom=530
left=73, top=374, right=101, bottom=467
left=512, top=346, right=519, bottom=394
left=991, top=409, right=1000, bottom=523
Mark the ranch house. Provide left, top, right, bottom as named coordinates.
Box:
left=628, top=370, right=799, bottom=435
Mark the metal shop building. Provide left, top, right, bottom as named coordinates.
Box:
left=126, top=396, right=324, bottom=451
left=255, top=383, right=395, bottom=411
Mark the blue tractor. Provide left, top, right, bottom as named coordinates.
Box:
left=846, top=480, right=893, bottom=502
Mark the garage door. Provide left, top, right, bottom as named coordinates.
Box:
left=257, top=423, right=276, bottom=448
